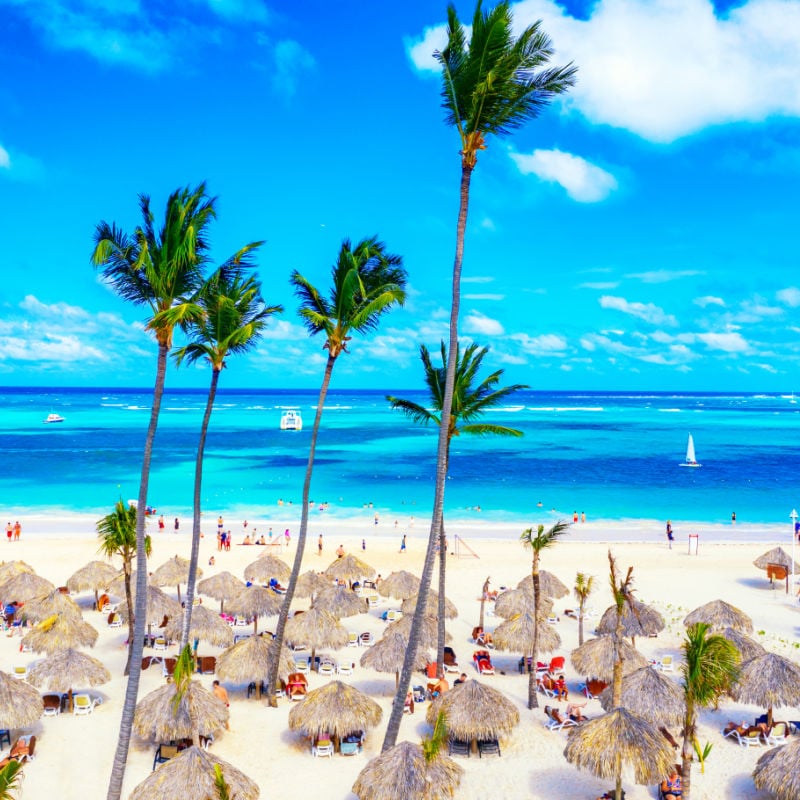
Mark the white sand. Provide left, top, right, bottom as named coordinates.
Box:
left=2, top=514, right=795, bottom=799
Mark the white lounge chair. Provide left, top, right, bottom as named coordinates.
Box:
left=73, top=694, right=99, bottom=715
left=659, top=654, right=675, bottom=672
left=318, top=658, right=336, bottom=677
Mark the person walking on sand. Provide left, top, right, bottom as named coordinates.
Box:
left=13, top=521, right=21, bottom=541
left=212, top=680, right=230, bottom=729
left=285, top=528, right=291, bottom=546
left=318, top=534, right=323, bottom=555
left=666, top=520, right=674, bottom=549
left=5, top=523, right=11, bottom=543
left=174, top=517, right=179, bottom=531
left=400, top=534, right=407, bottom=554
left=158, top=515, right=165, bottom=530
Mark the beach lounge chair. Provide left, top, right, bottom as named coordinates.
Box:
left=12, top=666, right=27, bottom=680
left=733, top=727, right=764, bottom=747
left=0, top=731, right=9, bottom=748
left=659, top=655, right=675, bottom=672
left=108, top=612, right=122, bottom=628
left=548, top=656, right=565, bottom=674
left=443, top=646, right=459, bottom=673
left=347, top=632, right=359, bottom=647
left=42, top=693, right=62, bottom=716
left=199, top=656, right=216, bottom=674
left=287, top=672, right=308, bottom=701
left=153, top=637, right=167, bottom=650
left=365, top=594, right=380, bottom=608
left=294, top=657, right=310, bottom=674
left=153, top=743, right=179, bottom=770
left=471, top=626, right=484, bottom=642
left=359, top=632, right=374, bottom=646
left=544, top=706, right=578, bottom=731
left=579, top=679, right=608, bottom=699
left=384, top=610, right=402, bottom=622
left=477, top=738, right=501, bottom=757
left=73, top=694, right=98, bottom=715
left=247, top=681, right=267, bottom=699
left=763, top=722, right=788, bottom=745
left=448, top=737, right=471, bottom=757
left=412, top=685, right=426, bottom=704
left=337, top=661, right=353, bottom=676
left=5, top=735, right=36, bottom=763
left=538, top=674, right=557, bottom=698
left=312, top=735, right=334, bottom=758
left=162, top=658, right=177, bottom=679
left=318, top=657, right=336, bottom=677
left=477, top=631, right=494, bottom=648
left=473, top=650, right=495, bottom=675
left=340, top=740, right=360, bottom=756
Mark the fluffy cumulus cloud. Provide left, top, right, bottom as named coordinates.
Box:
left=272, top=39, right=315, bottom=96
left=463, top=311, right=505, bottom=336
left=510, top=149, right=618, bottom=202
left=777, top=287, right=800, bottom=307
left=599, top=295, right=678, bottom=326
left=694, top=295, right=725, bottom=308
left=510, top=332, right=569, bottom=355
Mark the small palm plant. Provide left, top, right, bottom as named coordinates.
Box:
left=0, top=760, right=23, bottom=799
left=574, top=572, right=595, bottom=646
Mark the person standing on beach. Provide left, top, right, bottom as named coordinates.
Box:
left=318, top=534, right=323, bottom=555
left=174, top=517, right=179, bottom=531
left=284, top=528, right=291, bottom=546
left=362, top=538, right=366, bottom=551
left=13, top=521, right=21, bottom=541
left=731, top=511, right=736, bottom=525
left=400, top=534, right=407, bottom=554
left=5, top=523, right=11, bottom=543
left=666, top=520, right=674, bottom=549
left=158, top=515, right=165, bottom=531
left=212, top=681, right=230, bottom=729
left=374, top=512, right=379, bottom=526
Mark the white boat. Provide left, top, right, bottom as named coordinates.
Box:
left=280, top=410, right=303, bottom=431
left=679, top=433, right=701, bottom=468
left=43, top=413, right=65, bottom=424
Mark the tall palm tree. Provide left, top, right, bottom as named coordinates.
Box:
left=680, top=623, right=739, bottom=799
left=96, top=499, right=152, bottom=669
left=92, top=183, right=215, bottom=800
left=171, top=266, right=282, bottom=651
left=264, top=236, right=406, bottom=705
left=382, top=1, right=575, bottom=750
left=573, top=572, right=595, bottom=646
left=608, top=551, right=636, bottom=707
left=519, top=521, right=569, bottom=708
left=387, top=341, right=527, bottom=673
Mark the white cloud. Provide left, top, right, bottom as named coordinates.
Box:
left=777, top=287, right=800, bottom=307
left=511, top=332, right=569, bottom=355
left=405, top=24, right=447, bottom=72
left=0, top=145, right=9, bottom=169
left=510, top=148, right=618, bottom=202
left=580, top=281, right=619, bottom=290
left=599, top=295, right=678, bottom=326
left=695, top=331, right=750, bottom=352
left=464, top=293, right=505, bottom=301
left=694, top=295, right=725, bottom=308
left=479, top=217, right=496, bottom=231
left=272, top=39, right=315, bottom=96
left=463, top=312, right=504, bottom=336
left=463, top=276, right=495, bottom=284
left=627, top=270, right=701, bottom=283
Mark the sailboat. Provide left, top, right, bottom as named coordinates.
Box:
left=680, top=433, right=701, bottom=468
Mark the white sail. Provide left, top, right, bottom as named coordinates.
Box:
left=680, top=433, right=701, bottom=467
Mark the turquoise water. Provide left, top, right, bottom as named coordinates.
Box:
left=1, top=388, right=800, bottom=524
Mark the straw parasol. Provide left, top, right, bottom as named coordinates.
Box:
left=754, top=546, right=800, bottom=573
left=128, top=746, right=259, bottom=800
left=163, top=605, right=235, bottom=648
left=325, top=553, right=376, bottom=584
left=730, top=651, right=800, bottom=727
left=150, top=555, right=202, bottom=604
left=66, top=560, right=119, bottom=607
left=295, top=570, right=332, bottom=599
left=683, top=599, right=753, bottom=632
left=243, top=555, right=291, bottom=585
left=223, top=585, right=281, bottom=634
left=217, top=635, right=296, bottom=693
left=284, top=608, right=348, bottom=662
left=118, top=586, right=183, bottom=630
left=27, top=647, right=110, bottom=693
left=517, top=570, right=569, bottom=599
left=378, top=570, right=420, bottom=600
left=426, top=680, right=520, bottom=741
left=134, top=680, right=229, bottom=742
left=288, top=680, right=382, bottom=740
left=598, top=666, right=684, bottom=726
left=494, top=588, right=553, bottom=619
left=386, top=614, right=450, bottom=649
left=0, top=560, right=34, bottom=584
left=597, top=598, right=665, bottom=641
left=360, top=632, right=431, bottom=688
left=352, top=741, right=462, bottom=800
left=721, top=627, right=766, bottom=661
left=21, top=589, right=83, bottom=622
left=753, top=737, right=800, bottom=800
left=312, top=585, right=367, bottom=618
left=492, top=611, right=561, bottom=655
left=197, top=571, right=245, bottom=613
left=401, top=591, right=458, bottom=619
left=0, top=669, right=44, bottom=729
left=0, top=571, right=55, bottom=602
left=22, top=612, right=99, bottom=654
left=571, top=637, right=649, bottom=681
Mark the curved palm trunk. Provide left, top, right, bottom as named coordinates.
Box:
left=577, top=597, right=586, bottom=646
left=478, top=576, right=490, bottom=631
left=265, top=353, right=336, bottom=706
left=123, top=564, right=134, bottom=670
left=681, top=701, right=695, bottom=800
left=180, top=368, right=220, bottom=651
left=612, top=612, right=624, bottom=707
left=382, top=163, right=474, bottom=752
left=436, top=523, right=447, bottom=676
left=529, top=554, right=541, bottom=709
left=107, top=342, right=168, bottom=800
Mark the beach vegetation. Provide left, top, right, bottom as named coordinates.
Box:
left=573, top=571, right=595, bottom=646
left=382, top=0, right=576, bottom=752
left=265, top=236, right=406, bottom=706
left=422, top=711, right=449, bottom=763
left=0, top=759, right=23, bottom=799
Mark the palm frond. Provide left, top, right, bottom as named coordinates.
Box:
left=386, top=396, right=438, bottom=427
left=458, top=423, right=522, bottom=437
left=520, top=520, right=570, bottom=552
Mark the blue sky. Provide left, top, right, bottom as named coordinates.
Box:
left=1, top=0, right=799, bottom=391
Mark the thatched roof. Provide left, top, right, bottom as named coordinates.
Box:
left=401, top=591, right=458, bottom=619
left=0, top=571, right=55, bottom=602
left=730, top=652, right=800, bottom=710
left=360, top=632, right=430, bottom=674
left=426, top=680, right=520, bottom=740
left=597, top=599, right=665, bottom=639
left=571, top=637, right=648, bottom=681
left=385, top=614, right=449, bottom=649
left=128, top=746, right=259, bottom=800
left=0, top=669, right=44, bottom=728
left=26, top=647, right=110, bottom=692
left=517, top=570, right=569, bottom=599
left=295, top=570, right=331, bottom=599
left=492, top=611, right=561, bottom=655
left=22, top=612, right=99, bottom=654
left=21, top=589, right=83, bottom=622
left=216, top=635, right=295, bottom=683
left=312, top=585, right=367, bottom=618
left=134, top=680, right=229, bottom=742
left=225, top=585, right=282, bottom=619
left=753, top=737, right=800, bottom=800
left=284, top=608, right=348, bottom=650
left=118, top=586, right=182, bottom=625
left=163, top=605, right=234, bottom=648
left=325, top=554, right=376, bottom=583
left=243, top=555, right=291, bottom=584
left=197, top=571, right=245, bottom=601
left=289, top=681, right=382, bottom=739
left=378, top=570, right=421, bottom=600
left=352, top=741, right=462, bottom=800
left=683, top=599, right=753, bottom=632
left=150, top=555, right=200, bottom=589
left=494, top=588, right=553, bottom=619
left=754, top=546, right=800, bottom=572
left=564, top=707, right=674, bottom=785
left=721, top=627, right=766, bottom=661
left=66, top=561, right=119, bottom=593
left=0, top=560, right=34, bottom=584
left=599, top=666, right=684, bottom=726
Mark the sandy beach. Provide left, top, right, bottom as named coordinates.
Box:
left=2, top=513, right=797, bottom=799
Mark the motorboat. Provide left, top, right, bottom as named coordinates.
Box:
left=43, top=413, right=65, bottom=424
left=280, top=410, right=303, bottom=431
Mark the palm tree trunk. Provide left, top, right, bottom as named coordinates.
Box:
left=478, top=576, right=490, bottom=632
left=577, top=599, right=585, bottom=646
left=180, top=368, right=220, bottom=651
left=123, top=565, right=134, bottom=673
left=265, top=353, right=336, bottom=707
left=681, top=703, right=695, bottom=800
left=381, top=162, right=474, bottom=752
left=529, top=554, right=540, bottom=709
left=612, top=614, right=624, bottom=707
left=436, top=522, right=447, bottom=677
left=106, top=341, right=168, bottom=800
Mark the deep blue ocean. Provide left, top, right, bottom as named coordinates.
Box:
left=2, top=387, right=800, bottom=525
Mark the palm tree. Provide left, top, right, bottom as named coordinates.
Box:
left=172, top=266, right=282, bottom=651
left=387, top=341, right=527, bottom=673
left=519, top=521, right=569, bottom=708
left=0, top=759, right=23, bottom=799
left=574, top=572, right=595, bottom=646
left=92, top=183, right=215, bottom=800
left=382, top=2, right=575, bottom=751
left=264, top=236, right=406, bottom=705
left=96, top=499, right=152, bottom=669
left=608, top=551, right=636, bottom=707
left=680, top=623, right=739, bottom=799
left=478, top=575, right=492, bottom=632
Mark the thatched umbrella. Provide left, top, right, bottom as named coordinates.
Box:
left=494, top=588, right=553, bottom=619
left=288, top=680, right=382, bottom=742
left=683, top=599, right=753, bottom=633
left=163, top=605, right=234, bottom=648
left=325, top=553, right=376, bottom=584
left=22, top=612, right=99, bottom=654
left=753, top=737, right=800, bottom=800
left=285, top=608, right=348, bottom=667
left=243, top=555, right=291, bottom=585
left=386, top=614, right=449, bottom=649
left=517, top=570, right=569, bottom=599
left=401, top=590, right=458, bottom=619
left=118, top=586, right=182, bottom=631
left=730, top=651, right=800, bottom=727
left=0, top=669, right=44, bottom=729
left=564, top=707, right=674, bottom=799
left=313, top=585, right=367, bottom=618
left=26, top=647, right=110, bottom=711
left=597, top=598, right=665, bottom=642
left=150, top=555, right=202, bottom=604
left=571, top=637, right=648, bottom=681
left=217, top=635, right=295, bottom=697
left=721, top=627, right=766, bottom=661
left=0, top=560, right=34, bottom=584
left=20, top=589, right=83, bottom=622
left=426, top=680, right=519, bottom=742
left=352, top=741, right=462, bottom=800
left=598, top=666, right=684, bottom=727
left=66, top=560, right=119, bottom=607
left=222, top=585, right=281, bottom=634
left=378, top=570, right=420, bottom=600
left=0, top=571, right=55, bottom=602
left=361, top=632, right=431, bottom=688
left=493, top=611, right=561, bottom=656
left=128, top=746, right=258, bottom=800
left=134, top=680, right=229, bottom=742
left=295, top=570, right=332, bottom=599
left=754, top=546, right=800, bottom=573
left=197, top=571, right=245, bottom=613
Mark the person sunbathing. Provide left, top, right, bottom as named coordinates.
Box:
left=566, top=701, right=587, bottom=722
left=431, top=676, right=449, bottom=697
left=661, top=767, right=682, bottom=799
